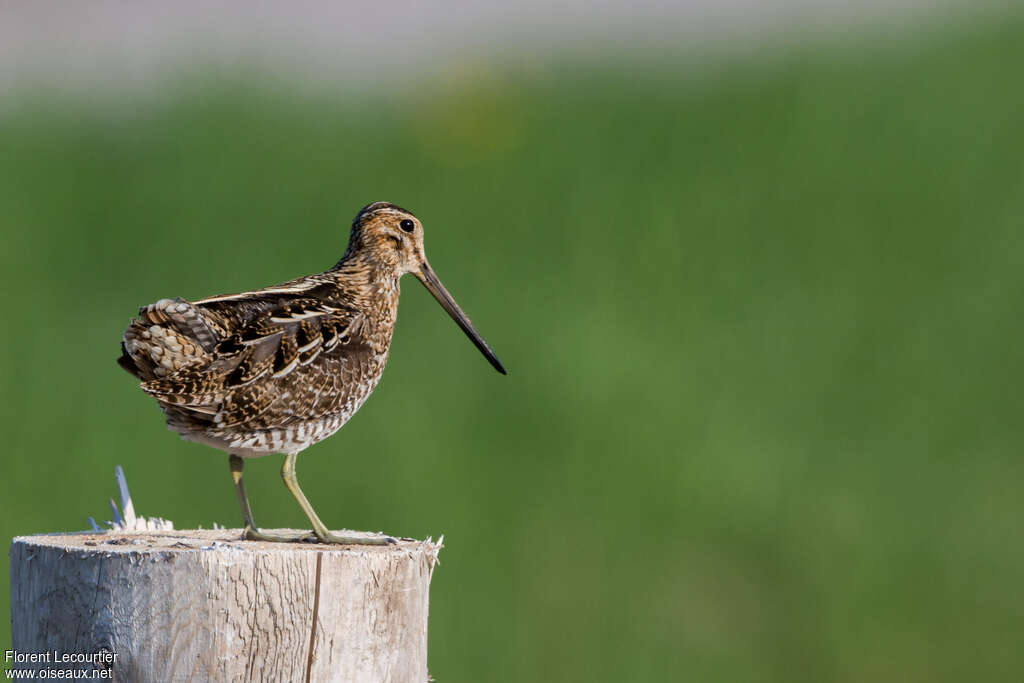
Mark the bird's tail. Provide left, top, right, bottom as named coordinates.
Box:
left=119, top=298, right=220, bottom=381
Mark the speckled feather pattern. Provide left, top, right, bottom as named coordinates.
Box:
left=119, top=203, right=412, bottom=458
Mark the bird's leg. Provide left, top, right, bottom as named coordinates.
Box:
left=280, top=453, right=395, bottom=545
left=229, top=454, right=314, bottom=543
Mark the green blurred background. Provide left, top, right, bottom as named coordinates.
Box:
left=3, top=8, right=1024, bottom=682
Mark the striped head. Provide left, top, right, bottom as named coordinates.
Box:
left=345, top=201, right=426, bottom=276
left=342, top=201, right=506, bottom=375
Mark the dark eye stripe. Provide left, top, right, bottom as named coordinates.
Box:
left=399, top=219, right=415, bottom=233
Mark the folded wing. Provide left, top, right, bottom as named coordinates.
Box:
left=120, top=283, right=367, bottom=429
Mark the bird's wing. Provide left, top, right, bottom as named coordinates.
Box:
left=136, top=287, right=369, bottom=428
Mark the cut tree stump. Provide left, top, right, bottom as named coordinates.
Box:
left=9, top=530, right=441, bottom=682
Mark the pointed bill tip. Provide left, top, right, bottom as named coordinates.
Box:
left=416, top=263, right=507, bottom=376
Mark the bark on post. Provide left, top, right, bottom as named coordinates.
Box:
left=9, top=530, right=440, bottom=682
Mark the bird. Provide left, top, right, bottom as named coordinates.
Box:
left=118, top=202, right=505, bottom=545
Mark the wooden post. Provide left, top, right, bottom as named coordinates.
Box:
left=9, top=530, right=441, bottom=682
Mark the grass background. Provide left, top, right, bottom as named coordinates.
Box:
left=2, top=12, right=1023, bottom=681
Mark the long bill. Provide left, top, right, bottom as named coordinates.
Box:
left=415, top=262, right=507, bottom=375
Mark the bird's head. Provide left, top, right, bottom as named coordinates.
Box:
left=348, top=201, right=426, bottom=276
left=344, top=201, right=506, bottom=375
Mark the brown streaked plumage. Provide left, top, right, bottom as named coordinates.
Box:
left=119, top=202, right=505, bottom=544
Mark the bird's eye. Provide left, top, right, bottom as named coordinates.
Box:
left=399, top=219, right=415, bottom=233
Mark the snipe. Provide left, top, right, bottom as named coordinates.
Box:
left=118, top=202, right=505, bottom=545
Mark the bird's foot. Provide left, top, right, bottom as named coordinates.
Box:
left=242, top=526, right=317, bottom=543
left=313, top=530, right=398, bottom=546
